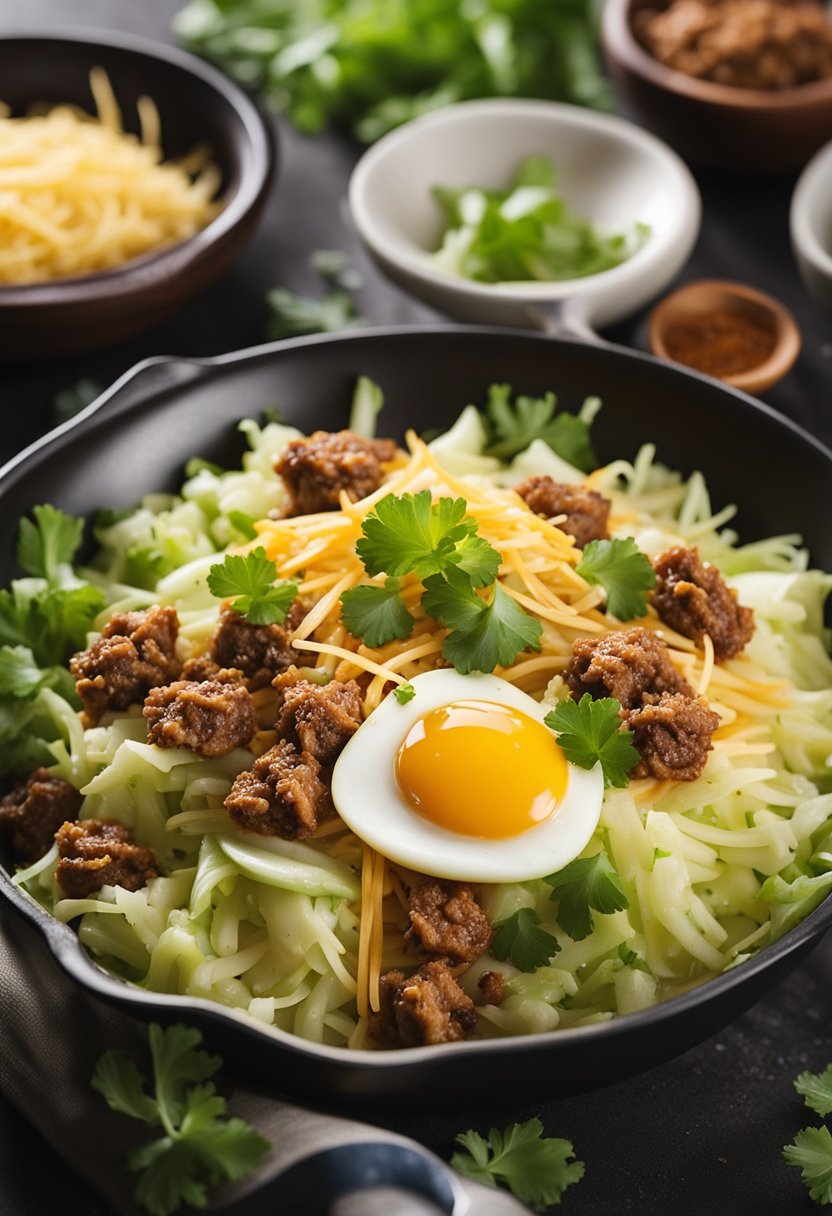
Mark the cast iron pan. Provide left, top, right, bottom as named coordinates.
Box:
left=1, top=326, right=830, bottom=1112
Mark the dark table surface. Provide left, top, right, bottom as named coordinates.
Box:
left=1, top=2, right=832, bottom=1214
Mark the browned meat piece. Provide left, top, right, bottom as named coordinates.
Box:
left=652, top=546, right=754, bottom=660
left=275, top=430, right=398, bottom=516
left=70, top=605, right=181, bottom=725
left=273, top=672, right=363, bottom=766
left=565, top=626, right=693, bottom=710
left=208, top=603, right=306, bottom=690
left=369, top=961, right=478, bottom=1048
left=0, top=769, right=83, bottom=866
left=224, top=739, right=331, bottom=838
left=143, top=676, right=257, bottom=757
left=477, top=970, right=507, bottom=1006
left=404, top=880, right=492, bottom=966
left=55, top=819, right=158, bottom=899
left=514, top=475, right=611, bottom=549
left=625, top=692, right=720, bottom=781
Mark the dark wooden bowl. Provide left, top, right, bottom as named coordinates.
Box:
left=601, top=0, right=832, bottom=173
left=0, top=31, right=275, bottom=360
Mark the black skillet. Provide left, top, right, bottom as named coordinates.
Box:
left=1, top=325, right=830, bottom=1114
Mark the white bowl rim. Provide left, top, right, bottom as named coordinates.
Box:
left=348, top=97, right=701, bottom=324
left=790, top=138, right=832, bottom=280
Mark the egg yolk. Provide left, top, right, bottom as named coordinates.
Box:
left=395, top=700, right=568, bottom=839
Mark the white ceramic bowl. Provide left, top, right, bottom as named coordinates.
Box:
left=790, top=139, right=832, bottom=312
left=348, top=98, right=701, bottom=331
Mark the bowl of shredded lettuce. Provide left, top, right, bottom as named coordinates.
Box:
left=1, top=327, right=830, bottom=1106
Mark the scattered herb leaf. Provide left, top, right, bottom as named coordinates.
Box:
left=451, top=1118, right=584, bottom=1211
left=491, top=908, right=560, bottom=972
left=423, top=571, right=542, bottom=675
left=207, top=548, right=298, bottom=625
left=544, top=848, right=630, bottom=941
left=796, top=1067, right=832, bottom=1120
left=784, top=1126, right=832, bottom=1206
left=575, top=537, right=656, bottom=621
left=545, top=694, right=638, bottom=789
left=394, top=682, right=416, bottom=705
left=340, top=578, right=414, bottom=647
left=481, top=383, right=597, bottom=471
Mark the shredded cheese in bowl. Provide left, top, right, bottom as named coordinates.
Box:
left=0, top=68, right=221, bottom=285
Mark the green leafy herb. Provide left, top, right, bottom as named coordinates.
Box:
left=433, top=156, right=647, bottom=286
left=451, top=1118, right=584, bottom=1211
left=545, top=694, right=638, bottom=789
left=617, top=942, right=649, bottom=972
left=207, top=548, right=298, bottom=625
left=92, top=1023, right=269, bottom=1216
left=575, top=537, right=656, bottom=621
left=796, top=1067, right=832, bottom=1119
left=544, top=848, right=630, bottom=941
left=17, top=503, right=84, bottom=583
left=355, top=491, right=499, bottom=585
left=340, top=578, right=414, bottom=647
left=394, top=682, right=416, bottom=705
left=0, top=645, right=48, bottom=698
left=784, top=1126, right=832, bottom=1206
left=481, top=383, right=598, bottom=471
left=491, top=908, right=559, bottom=972
left=123, top=547, right=171, bottom=592
left=176, top=0, right=612, bottom=144
left=423, top=572, right=542, bottom=674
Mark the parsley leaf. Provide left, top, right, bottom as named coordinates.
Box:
left=796, top=1067, right=832, bottom=1119
left=17, top=503, right=84, bottom=583
left=92, top=1023, right=269, bottom=1216
left=545, top=694, right=638, bottom=789
left=491, top=908, right=560, bottom=972
left=575, top=537, right=656, bottom=620
left=394, top=682, right=416, bottom=705
left=340, top=578, right=414, bottom=647
left=451, top=1118, right=584, bottom=1211
left=544, top=848, right=630, bottom=941
left=423, top=571, right=542, bottom=674
left=784, top=1126, right=832, bottom=1206
left=207, top=548, right=298, bottom=626
left=356, top=491, right=498, bottom=582
left=481, top=383, right=598, bottom=471
left=0, top=645, right=45, bottom=698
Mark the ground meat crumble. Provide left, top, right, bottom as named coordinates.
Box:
left=143, top=674, right=257, bottom=757
left=275, top=430, right=398, bottom=516
left=627, top=692, right=721, bottom=782
left=404, top=880, right=492, bottom=966
left=70, top=605, right=181, bottom=725
left=55, top=819, right=158, bottom=899
left=224, top=739, right=331, bottom=838
left=273, top=671, right=363, bottom=766
left=514, top=475, right=611, bottom=549
left=477, top=970, right=507, bottom=1006
left=205, top=603, right=307, bottom=691
left=0, top=769, right=83, bottom=865
left=369, top=960, right=478, bottom=1048
left=652, top=546, right=754, bottom=660
left=565, top=625, right=694, bottom=710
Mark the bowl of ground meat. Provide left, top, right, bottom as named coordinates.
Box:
left=601, top=0, right=832, bottom=172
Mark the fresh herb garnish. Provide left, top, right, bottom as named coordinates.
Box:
left=575, top=537, right=656, bottom=620
left=796, top=1067, right=832, bottom=1120
left=207, top=548, right=298, bottom=625
left=451, top=1117, right=584, bottom=1211
left=617, top=942, right=650, bottom=972
left=423, top=570, right=542, bottom=675
left=92, top=1023, right=269, bottom=1216
left=784, top=1127, right=832, bottom=1206
left=544, top=848, right=630, bottom=941
left=544, top=694, right=638, bottom=789
left=393, top=682, right=416, bottom=705
left=481, top=383, right=598, bottom=471
left=340, top=578, right=414, bottom=647
left=491, top=907, right=560, bottom=972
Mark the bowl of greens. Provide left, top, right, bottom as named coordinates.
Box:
left=348, top=99, right=700, bottom=331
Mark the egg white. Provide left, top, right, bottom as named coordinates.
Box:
left=330, top=669, right=604, bottom=882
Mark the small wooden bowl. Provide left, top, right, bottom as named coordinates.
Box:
left=649, top=280, right=801, bottom=393
left=0, top=31, right=275, bottom=361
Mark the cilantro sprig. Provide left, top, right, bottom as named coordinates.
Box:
left=575, top=537, right=656, bottom=621
left=491, top=907, right=560, bottom=972
left=784, top=1061, right=832, bottom=1206
left=545, top=694, right=639, bottom=789
left=207, top=548, right=298, bottom=626
left=341, top=490, right=541, bottom=673
left=796, top=1067, right=832, bottom=1119
left=544, top=847, right=630, bottom=941
left=92, top=1023, right=269, bottom=1216
left=481, top=383, right=598, bottom=471
left=451, top=1118, right=584, bottom=1211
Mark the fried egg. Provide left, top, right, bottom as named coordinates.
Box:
left=331, top=669, right=603, bottom=882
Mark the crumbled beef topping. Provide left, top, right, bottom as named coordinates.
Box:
left=514, top=475, right=611, bottom=549
left=70, top=605, right=181, bottom=725
left=179, top=655, right=242, bottom=684
left=404, top=880, right=492, bottom=966
left=224, top=739, right=331, bottom=838
left=626, top=692, right=721, bottom=782
left=275, top=430, right=398, bottom=516
left=565, top=625, right=693, bottom=710
left=273, top=671, right=363, bottom=766
left=208, top=603, right=306, bottom=691
left=369, top=961, right=478, bottom=1048
left=143, top=674, right=257, bottom=758
left=55, top=819, right=158, bottom=899
left=0, top=769, right=83, bottom=865
left=477, top=970, right=507, bottom=1006
left=652, top=546, right=755, bottom=660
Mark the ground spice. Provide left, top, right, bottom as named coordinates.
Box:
left=662, top=308, right=777, bottom=378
